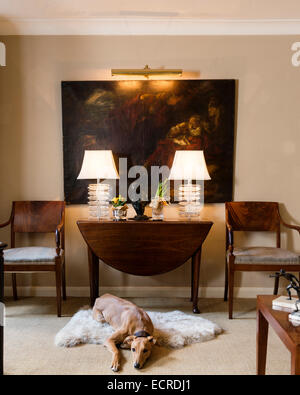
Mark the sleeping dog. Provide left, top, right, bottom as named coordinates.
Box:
left=92, top=293, right=156, bottom=372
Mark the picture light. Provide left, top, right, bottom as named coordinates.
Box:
left=111, top=64, right=182, bottom=79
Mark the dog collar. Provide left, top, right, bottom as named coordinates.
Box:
left=134, top=330, right=151, bottom=338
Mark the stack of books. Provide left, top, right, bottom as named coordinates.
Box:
left=272, top=295, right=300, bottom=324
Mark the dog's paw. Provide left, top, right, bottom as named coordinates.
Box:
left=111, top=358, right=120, bottom=372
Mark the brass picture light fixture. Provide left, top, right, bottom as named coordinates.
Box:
left=111, top=64, right=182, bottom=79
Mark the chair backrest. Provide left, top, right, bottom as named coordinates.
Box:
left=12, top=201, right=65, bottom=234
left=225, top=201, right=280, bottom=234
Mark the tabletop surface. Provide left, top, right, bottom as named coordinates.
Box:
left=77, top=219, right=213, bottom=225
left=257, top=295, right=300, bottom=345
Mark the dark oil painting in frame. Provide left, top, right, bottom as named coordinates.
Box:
left=61, top=79, right=235, bottom=204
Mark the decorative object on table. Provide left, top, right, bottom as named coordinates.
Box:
left=225, top=201, right=300, bottom=319
left=271, top=270, right=300, bottom=308
left=169, top=150, right=211, bottom=218
left=130, top=200, right=150, bottom=221
left=111, top=195, right=128, bottom=221
left=270, top=270, right=300, bottom=321
left=149, top=180, right=169, bottom=221
left=77, top=150, right=119, bottom=219
left=62, top=80, right=235, bottom=205
left=55, top=308, right=222, bottom=349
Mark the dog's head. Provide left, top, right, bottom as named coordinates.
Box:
left=122, top=335, right=156, bottom=369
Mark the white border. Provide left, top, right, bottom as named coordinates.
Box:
left=0, top=18, right=300, bottom=36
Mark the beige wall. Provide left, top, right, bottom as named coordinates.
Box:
left=0, top=35, right=299, bottom=295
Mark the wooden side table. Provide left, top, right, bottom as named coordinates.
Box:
left=257, top=295, right=300, bottom=375
left=77, top=220, right=213, bottom=313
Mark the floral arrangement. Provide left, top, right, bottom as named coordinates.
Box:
left=111, top=195, right=128, bottom=211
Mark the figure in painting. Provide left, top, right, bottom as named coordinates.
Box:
left=145, top=97, right=222, bottom=173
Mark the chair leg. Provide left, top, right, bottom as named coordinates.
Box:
left=62, top=262, right=67, bottom=301
left=224, top=260, right=228, bottom=301
left=228, top=266, right=235, bottom=319
left=12, top=274, right=18, bottom=301
left=55, top=265, right=62, bottom=317
left=273, top=276, right=279, bottom=295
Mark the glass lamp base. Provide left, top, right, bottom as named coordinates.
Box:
left=178, top=183, right=203, bottom=218
left=88, top=183, right=111, bottom=219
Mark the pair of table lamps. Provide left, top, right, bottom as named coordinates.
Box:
left=77, top=150, right=210, bottom=219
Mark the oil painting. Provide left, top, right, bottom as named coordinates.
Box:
left=61, top=80, right=235, bottom=204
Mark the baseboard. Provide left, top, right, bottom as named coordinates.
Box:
left=4, top=286, right=285, bottom=299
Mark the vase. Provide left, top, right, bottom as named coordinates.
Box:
left=150, top=198, right=164, bottom=221
left=112, top=207, right=127, bottom=221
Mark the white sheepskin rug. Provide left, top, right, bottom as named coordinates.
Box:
left=55, top=309, right=222, bottom=349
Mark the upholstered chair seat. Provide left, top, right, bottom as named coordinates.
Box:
left=4, top=246, right=64, bottom=264
left=228, top=247, right=300, bottom=265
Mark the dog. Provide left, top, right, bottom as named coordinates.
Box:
left=92, top=293, right=156, bottom=372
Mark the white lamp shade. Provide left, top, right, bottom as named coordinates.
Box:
left=77, top=150, right=119, bottom=180
left=168, top=150, right=211, bottom=180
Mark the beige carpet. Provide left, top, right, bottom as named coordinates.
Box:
left=3, top=296, right=291, bottom=375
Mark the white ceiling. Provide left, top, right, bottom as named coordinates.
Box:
left=0, top=0, right=300, bottom=35
left=1, top=0, right=300, bottom=19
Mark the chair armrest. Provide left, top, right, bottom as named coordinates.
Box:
left=226, top=223, right=234, bottom=254
left=56, top=220, right=64, bottom=233
left=0, top=218, right=11, bottom=228
left=278, top=211, right=300, bottom=234
left=55, top=214, right=65, bottom=256
left=0, top=208, right=13, bottom=229
left=280, top=219, right=300, bottom=234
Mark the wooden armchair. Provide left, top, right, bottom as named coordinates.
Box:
left=224, top=201, right=300, bottom=319
left=0, top=201, right=66, bottom=317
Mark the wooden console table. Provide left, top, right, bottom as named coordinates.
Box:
left=77, top=220, right=213, bottom=313
left=257, top=295, right=300, bottom=375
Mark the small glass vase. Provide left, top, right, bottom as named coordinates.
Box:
left=150, top=198, right=164, bottom=221
left=112, top=207, right=127, bottom=221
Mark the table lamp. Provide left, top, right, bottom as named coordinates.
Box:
left=77, top=150, right=119, bottom=219
left=169, top=150, right=211, bottom=217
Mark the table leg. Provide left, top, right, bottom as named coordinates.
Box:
left=190, top=256, right=195, bottom=302
left=192, top=247, right=202, bottom=314
left=88, top=246, right=99, bottom=307
left=291, top=347, right=300, bottom=375
left=256, top=308, right=269, bottom=375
